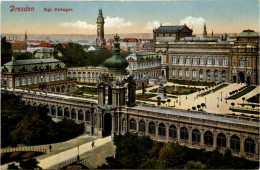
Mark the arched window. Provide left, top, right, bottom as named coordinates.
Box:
left=244, top=138, right=255, bottom=154
left=15, top=78, right=19, bottom=87
left=178, top=69, right=182, bottom=76
left=92, top=72, right=95, bottom=78
left=51, top=73, right=55, bottom=81
left=46, top=74, right=50, bottom=82
left=204, top=131, right=213, bottom=145
left=179, top=56, right=183, bottom=64
left=130, top=119, right=136, bottom=130
left=34, top=76, right=38, bottom=84
left=192, top=70, right=196, bottom=78
left=214, top=70, right=218, bottom=78
left=51, top=106, right=56, bottom=116
left=217, top=133, right=226, bottom=147
left=239, top=58, right=245, bottom=67
left=96, top=73, right=99, bottom=78
left=192, top=129, right=201, bottom=144
left=28, top=76, right=32, bottom=85
left=61, top=72, right=65, bottom=80
left=222, top=57, right=228, bottom=66
left=71, top=109, right=76, bottom=119
left=9, top=78, right=12, bottom=88
left=58, top=107, right=63, bottom=116
left=64, top=108, right=70, bottom=118
left=21, top=77, right=26, bottom=86
left=185, top=69, right=189, bottom=77
left=87, top=72, right=91, bottom=78
left=139, top=120, right=146, bottom=132
left=72, top=84, right=76, bottom=92
left=172, top=68, right=176, bottom=76
left=222, top=70, right=226, bottom=78
left=158, top=123, right=166, bottom=136
left=78, top=72, right=81, bottom=78
left=56, top=73, right=60, bottom=80
left=186, top=56, right=190, bottom=64
left=78, top=110, right=83, bottom=120
left=129, top=63, right=132, bottom=69
left=73, top=72, right=76, bottom=78
left=68, top=72, right=71, bottom=78
left=230, top=135, right=240, bottom=152
left=149, top=122, right=156, bottom=134
left=86, top=111, right=90, bottom=121
left=199, top=70, right=203, bottom=78
left=169, top=125, right=177, bottom=138
left=180, top=127, right=189, bottom=140
left=67, top=85, right=71, bottom=93
left=133, top=63, right=137, bottom=69
left=207, top=70, right=211, bottom=78
left=83, top=72, right=86, bottom=78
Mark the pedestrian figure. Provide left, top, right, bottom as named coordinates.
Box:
left=49, top=145, right=52, bottom=152
left=91, top=141, right=95, bottom=148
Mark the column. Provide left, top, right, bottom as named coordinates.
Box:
left=136, top=118, right=139, bottom=132
left=255, top=138, right=259, bottom=156
left=188, top=128, right=192, bottom=146
left=177, top=125, right=180, bottom=143
left=200, top=130, right=205, bottom=149
left=166, top=123, right=169, bottom=142
left=226, top=133, right=230, bottom=148
left=62, top=107, right=64, bottom=117
left=55, top=106, right=58, bottom=118
left=155, top=122, right=158, bottom=139
left=117, top=113, right=120, bottom=134
left=76, top=109, right=79, bottom=123
left=213, top=131, right=217, bottom=150
left=69, top=108, right=72, bottom=119
left=240, top=135, right=245, bottom=156
left=145, top=120, right=149, bottom=136
left=83, top=110, right=86, bottom=122
left=111, top=114, right=115, bottom=139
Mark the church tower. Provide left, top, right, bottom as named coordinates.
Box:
left=96, top=9, right=105, bottom=46
left=24, top=30, right=28, bottom=41
left=203, top=23, right=207, bottom=38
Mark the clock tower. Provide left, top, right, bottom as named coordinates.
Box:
left=96, top=9, right=105, bottom=46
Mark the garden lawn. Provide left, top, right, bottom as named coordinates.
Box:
left=246, top=93, right=260, bottom=104
left=227, top=86, right=256, bottom=100
left=199, top=84, right=228, bottom=97
left=168, top=79, right=215, bottom=86
left=150, top=86, right=199, bottom=95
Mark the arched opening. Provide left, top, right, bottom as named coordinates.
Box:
left=161, top=70, right=165, bottom=76
left=158, top=123, right=166, bottom=136
left=139, top=120, right=146, bottom=133
left=86, top=111, right=90, bottom=121
left=180, top=127, right=189, bottom=141
left=46, top=105, right=50, bottom=114
left=27, top=101, right=31, bottom=106
left=56, top=87, right=60, bottom=93
left=71, top=109, right=76, bottom=119
left=230, top=135, right=240, bottom=152
left=233, top=76, right=237, bottom=83
left=58, top=107, right=63, bottom=116
left=247, top=76, right=251, bottom=85
left=244, top=138, right=255, bottom=154
left=61, top=86, right=65, bottom=93
left=33, top=102, right=37, bottom=108
left=103, top=113, right=112, bottom=136
left=148, top=122, right=156, bottom=135
left=192, top=129, right=201, bottom=144
left=51, top=106, right=56, bottom=116
left=217, top=133, right=226, bottom=147
left=64, top=107, right=69, bottom=118
left=78, top=110, right=83, bottom=120
left=239, top=72, right=245, bottom=83
left=204, top=131, right=213, bottom=146
left=169, top=125, right=177, bottom=139
left=130, top=118, right=136, bottom=130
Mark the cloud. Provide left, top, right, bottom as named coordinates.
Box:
left=179, top=16, right=205, bottom=33
left=144, top=21, right=172, bottom=30
left=105, top=16, right=133, bottom=29
left=59, top=20, right=96, bottom=30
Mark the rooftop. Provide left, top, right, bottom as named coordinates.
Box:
left=237, top=29, right=259, bottom=37
left=154, top=25, right=185, bottom=32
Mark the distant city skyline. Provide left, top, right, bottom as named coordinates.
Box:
left=1, top=0, right=259, bottom=35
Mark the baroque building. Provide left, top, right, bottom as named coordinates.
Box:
left=1, top=57, right=77, bottom=94
left=96, top=9, right=106, bottom=46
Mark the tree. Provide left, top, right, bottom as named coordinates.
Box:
left=197, top=105, right=201, bottom=111
left=242, top=97, right=245, bottom=104
left=13, top=52, right=33, bottom=60
left=192, top=107, right=196, bottom=111
left=167, top=99, right=171, bottom=107
left=231, top=102, right=235, bottom=109
left=19, top=158, right=41, bottom=169
left=201, top=103, right=206, bottom=109
left=184, top=161, right=206, bottom=169
left=252, top=105, right=255, bottom=110
left=1, top=37, right=13, bottom=65
left=161, top=100, right=166, bottom=107
left=7, top=163, right=19, bottom=169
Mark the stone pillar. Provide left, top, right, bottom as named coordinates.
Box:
left=240, top=135, right=245, bottom=155
left=226, top=133, right=230, bottom=148
left=111, top=114, right=115, bottom=139
left=69, top=108, right=72, bottom=119
left=155, top=122, right=158, bottom=139
left=255, top=138, right=259, bottom=156
left=213, top=131, right=217, bottom=150
left=166, top=123, right=169, bottom=142
left=83, top=110, right=86, bottom=122
left=201, top=131, right=205, bottom=149
left=136, top=118, right=139, bottom=132
left=76, top=110, right=79, bottom=124
left=188, top=128, right=192, bottom=146
left=117, top=113, right=120, bottom=134
left=177, top=125, right=180, bottom=143
left=145, top=120, right=149, bottom=136
left=55, top=106, right=58, bottom=118
left=62, top=107, right=64, bottom=117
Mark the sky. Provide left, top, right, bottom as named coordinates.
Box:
left=1, top=0, right=259, bottom=35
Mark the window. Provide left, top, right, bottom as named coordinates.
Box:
left=207, top=70, right=211, bottom=78
left=172, top=68, right=176, bottom=76
left=73, top=72, right=76, bottom=78
left=78, top=72, right=81, bottom=78
left=86, top=111, right=90, bottom=121
left=139, top=120, right=146, bottom=132
left=217, top=133, right=226, bottom=147
left=158, top=123, right=166, bottom=136
left=130, top=119, right=136, bottom=130
left=56, top=73, right=60, bottom=80
left=222, top=70, right=226, bottom=78
left=169, top=125, right=177, bottom=138
left=87, top=72, right=91, bottom=78
left=179, top=56, right=183, bottom=64
left=72, top=84, right=76, bottom=92
left=129, top=63, right=132, bottom=69
left=83, top=72, right=86, bottom=78
left=230, top=135, right=240, bottom=151
left=185, top=69, right=189, bottom=77
left=244, top=138, right=255, bottom=154
left=200, top=57, right=204, bottom=65
left=207, top=57, right=212, bottom=65
left=149, top=122, right=156, bottom=134
left=68, top=72, right=71, bottom=78
left=91, top=72, right=94, bottom=78
left=193, top=57, right=197, bottom=65
left=96, top=73, right=99, bottom=78
left=61, top=72, right=65, bottom=80
left=222, top=57, right=228, bottom=66
left=204, top=131, right=213, bottom=145
left=15, top=78, right=19, bottom=87
left=180, top=127, right=189, bottom=140
left=9, top=78, right=12, bottom=88
left=239, top=58, right=245, bottom=67
left=215, top=57, right=219, bottom=65
left=192, top=129, right=201, bottom=144
left=214, top=70, right=218, bottom=78
left=199, top=70, right=203, bottom=78
left=51, top=73, right=55, bottom=81
left=192, top=70, right=196, bottom=78
left=186, top=56, right=190, bottom=64
left=46, top=74, right=50, bottom=82
left=28, top=76, right=32, bottom=85
left=178, top=69, right=182, bottom=76
left=133, top=63, right=137, bottom=69
left=34, top=76, right=38, bottom=84
left=172, top=56, right=177, bottom=64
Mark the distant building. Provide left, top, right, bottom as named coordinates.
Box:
left=34, top=48, right=63, bottom=59
left=96, top=9, right=106, bottom=46
left=7, top=40, right=27, bottom=52
left=153, top=24, right=193, bottom=43
left=1, top=57, right=77, bottom=94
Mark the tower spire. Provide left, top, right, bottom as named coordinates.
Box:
left=203, top=22, right=207, bottom=38
left=24, top=30, right=28, bottom=41
left=96, top=9, right=105, bottom=46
